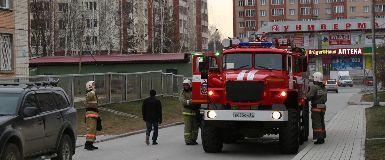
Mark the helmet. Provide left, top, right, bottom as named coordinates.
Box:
left=313, top=72, right=323, bottom=82
left=86, top=81, right=95, bottom=90
left=182, top=79, right=191, bottom=86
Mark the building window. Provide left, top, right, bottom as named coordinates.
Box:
left=239, top=11, right=244, bottom=17
left=335, top=5, right=344, bottom=13
left=350, top=6, right=356, bottom=13
left=300, top=0, right=311, bottom=4
left=326, top=8, right=332, bottom=14
left=364, top=6, right=370, bottom=13
left=326, top=0, right=332, bottom=3
left=239, top=33, right=246, bottom=38
left=0, top=0, right=12, bottom=9
left=239, top=22, right=245, bottom=28
left=58, top=3, right=68, bottom=12
left=272, top=0, right=284, bottom=5
left=59, top=20, right=66, bottom=30
left=260, top=0, right=266, bottom=5
left=245, top=20, right=256, bottom=28
left=245, top=0, right=255, bottom=6
left=272, top=8, right=284, bottom=16
left=85, top=1, right=97, bottom=10
left=0, top=34, right=13, bottom=72
left=290, top=0, right=295, bottom=4
left=86, top=19, right=98, bottom=28
left=239, top=0, right=245, bottom=6
left=336, top=17, right=344, bottom=20
left=260, top=10, right=266, bottom=16
left=59, top=37, right=65, bottom=48
left=313, top=0, right=319, bottom=4
left=313, top=8, right=319, bottom=15
left=289, top=9, right=295, bottom=15
left=301, top=7, right=312, bottom=15
left=245, top=9, right=256, bottom=17
left=375, top=5, right=385, bottom=12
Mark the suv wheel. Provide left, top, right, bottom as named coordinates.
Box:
left=1, top=143, right=21, bottom=160
left=279, top=109, right=300, bottom=154
left=53, top=135, right=73, bottom=160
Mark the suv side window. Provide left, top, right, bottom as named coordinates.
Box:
left=52, top=91, right=69, bottom=109
left=22, top=93, right=40, bottom=116
left=36, top=93, right=57, bottom=112
left=23, top=93, right=39, bottom=109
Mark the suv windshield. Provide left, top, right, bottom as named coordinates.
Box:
left=255, top=53, right=283, bottom=70
left=0, top=94, right=20, bottom=115
left=340, top=76, right=351, bottom=80
left=223, top=53, right=252, bottom=70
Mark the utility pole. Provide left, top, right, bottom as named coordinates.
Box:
left=213, top=28, right=218, bottom=52
left=372, top=0, right=379, bottom=106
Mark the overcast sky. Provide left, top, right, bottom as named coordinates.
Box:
left=208, top=0, right=233, bottom=38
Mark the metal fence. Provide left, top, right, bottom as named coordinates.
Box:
left=0, top=71, right=185, bottom=107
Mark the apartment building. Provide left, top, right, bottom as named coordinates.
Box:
left=233, top=0, right=384, bottom=39
left=0, top=0, right=29, bottom=77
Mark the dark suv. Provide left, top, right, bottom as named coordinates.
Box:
left=0, top=81, right=76, bottom=160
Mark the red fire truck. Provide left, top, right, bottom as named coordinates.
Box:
left=192, top=39, right=310, bottom=154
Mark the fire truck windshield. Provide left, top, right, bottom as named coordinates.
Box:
left=255, top=53, right=283, bottom=70
left=223, top=53, right=252, bottom=70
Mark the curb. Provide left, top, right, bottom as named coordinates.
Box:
left=76, top=122, right=184, bottom=148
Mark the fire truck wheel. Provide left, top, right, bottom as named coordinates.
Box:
left=279, top=109, right=300, bottom=154
left=299, top=105, right=309, bottom=144
left=201, top=121, right=223, bottom=153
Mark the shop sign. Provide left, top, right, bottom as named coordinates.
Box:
left=308, top=48, right=363, bottom=56
left=270, top=21, right=381, bottom=32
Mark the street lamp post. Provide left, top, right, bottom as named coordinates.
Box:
left=214, top=29, right=218, bottom=52
left=372, top=0, right=379, bottom=106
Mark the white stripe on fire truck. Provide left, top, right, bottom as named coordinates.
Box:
left=237, top=70, right=247, bottom=80
left=246, top=70, right=259, bottom=80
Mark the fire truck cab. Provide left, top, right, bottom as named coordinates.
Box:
left=192, top=39, right=310, bottom=154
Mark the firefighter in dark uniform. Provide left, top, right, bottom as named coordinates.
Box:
left=84, top=81, right=100, bottom=150
left=179, top=79, right=200, bottom=145
left=306, top=72, right=327, bottom=144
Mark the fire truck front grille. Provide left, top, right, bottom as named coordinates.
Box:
left=226, top=81, right=264, bottom=102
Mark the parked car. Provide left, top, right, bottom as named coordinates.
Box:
left=325, top=79, right=338, bottom=93
left=363, top=76, right=374, bottom=86
left=0, top=81, right=76, bottom=160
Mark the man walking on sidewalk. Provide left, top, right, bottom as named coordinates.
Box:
left=306, top=72, right=328, bottom=144
left=142, top=90, right=163, bottom=145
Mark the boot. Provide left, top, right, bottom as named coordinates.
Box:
left=84, top=142, right=95, bottom=150
left=152, top=141, right=158, bottom=145
left=90, top=142, right=98, bottom=149
left=145, top=136, right=150, bottom=145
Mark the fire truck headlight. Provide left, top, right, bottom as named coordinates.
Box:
left=208, top=90, right=214, bottom=96
left=280, top=91, right=287, bottom=97
left=207, top=111, right=217, bottom=119
left=272, top=111, right=282, bottom=120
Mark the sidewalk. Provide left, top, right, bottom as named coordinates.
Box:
left=292, top=103, right=369, bottom=160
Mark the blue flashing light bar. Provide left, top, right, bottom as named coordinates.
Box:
left=238, top=41, right=273, bottom=48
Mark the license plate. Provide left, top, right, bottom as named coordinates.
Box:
left=233, top=112, right=255, bottom=118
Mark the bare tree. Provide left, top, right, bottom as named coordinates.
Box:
left=152, top=0, right=176, bottom=53
left=30, top=0, right=53, bottom=57
left=208, top=25, right=223, bottom=52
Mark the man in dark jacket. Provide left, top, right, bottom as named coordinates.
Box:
left=142, top=90, right=162, bottom=145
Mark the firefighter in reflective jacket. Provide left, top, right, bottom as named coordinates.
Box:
left=180, top=79, right=200, bottom=145
left=306, top=72, right=327, bottom=144
left=84, top=81, right=100, bottom=150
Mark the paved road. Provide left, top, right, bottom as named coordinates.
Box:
left=73, top=87, right=360, bottom=160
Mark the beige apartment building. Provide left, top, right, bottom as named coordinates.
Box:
left=233, top=0, right=385, bottom=39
